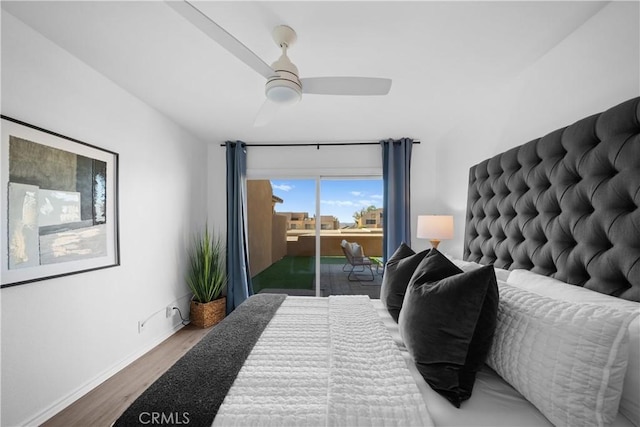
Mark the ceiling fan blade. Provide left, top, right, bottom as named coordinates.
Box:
left=165, top=1, right=277, bottom=79
left=254, top=99, right=281, bottom=127
left=301, top=77, right=392, bottom=96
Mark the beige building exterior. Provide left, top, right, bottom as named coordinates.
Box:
left=279, top=212, right=340, bottom=231
left=246, top=180, right=287, bottom=277
left=358, top=208, right=384, bottom=229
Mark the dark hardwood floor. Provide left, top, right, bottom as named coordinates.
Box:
left=41, top=325, right=211, bottom=427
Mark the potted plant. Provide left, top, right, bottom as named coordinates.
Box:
left=187, top=227, right=227, bottom=328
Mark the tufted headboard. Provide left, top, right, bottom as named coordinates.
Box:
left=464, top=97, right=639, bottom=302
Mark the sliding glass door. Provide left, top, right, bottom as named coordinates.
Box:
left=246, top=176, right=383, bottom=297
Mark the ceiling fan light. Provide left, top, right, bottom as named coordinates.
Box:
left=265, top=82, right=301, bottom=105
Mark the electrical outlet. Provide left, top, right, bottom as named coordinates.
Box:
left=138, top=320, right=145, bottom=333
left=166, top=305, right=175, bottom=318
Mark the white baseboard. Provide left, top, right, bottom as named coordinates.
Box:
left=20, top=322, right=186, bottom=426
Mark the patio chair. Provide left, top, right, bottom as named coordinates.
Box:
left=340, top=240, right=374, bottom=281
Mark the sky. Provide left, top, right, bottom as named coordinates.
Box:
left=270, top=179, right=383, bottom=224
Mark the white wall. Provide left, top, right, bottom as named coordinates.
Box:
left=431, top=1, right=640, bottom=258
left=1, top=12, right=208, bottom=426
left=244, top=143, right=382, bottom=178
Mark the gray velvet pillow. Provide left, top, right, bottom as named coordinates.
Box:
left=399, top=261, right=498, bottom=408
left=409, top=248, right=462, bottom=285
left=380, top=243, right=429, bottom=322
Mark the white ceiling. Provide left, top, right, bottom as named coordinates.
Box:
left=2, top=1, right=607, bottom=145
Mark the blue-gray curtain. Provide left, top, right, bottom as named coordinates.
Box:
left=226, top=141, right=253, bottom=314
left=381, top=138, right=413, bottom=262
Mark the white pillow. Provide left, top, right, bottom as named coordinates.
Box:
left=448, top=257, right=511, bottom=282
left=507, top=269, right=640, bottom=426
left=449, top=257, right=482, bottom=272
left=493, top=267, right=511, bottom=282
left=488, top=282, right=637, bottom=427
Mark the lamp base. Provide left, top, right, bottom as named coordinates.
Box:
left=429, top=240, right=441, bottom=249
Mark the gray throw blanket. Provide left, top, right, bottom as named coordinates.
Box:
left=114, top=293, right=286, bottom=427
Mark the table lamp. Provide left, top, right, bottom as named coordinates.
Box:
left=417, top=215, right=454, bottom=249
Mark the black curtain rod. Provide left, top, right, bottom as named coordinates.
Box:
left=220, top=140, right=421, bottom=147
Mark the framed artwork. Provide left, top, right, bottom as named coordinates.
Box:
left=1, top=116, right=120, bottom=288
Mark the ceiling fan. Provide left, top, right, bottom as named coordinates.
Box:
left=166, top=1, right=392, bottom=126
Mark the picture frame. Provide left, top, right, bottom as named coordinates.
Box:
left=1, top=116, right=120, bottom=288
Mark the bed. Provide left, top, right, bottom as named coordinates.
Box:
left=115, top=96, right=639, bottom=427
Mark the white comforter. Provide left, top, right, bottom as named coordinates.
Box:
left=213, top=295, right=434, bottom=426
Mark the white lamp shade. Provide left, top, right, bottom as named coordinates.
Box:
left=417, top=215, right=454, bottom=240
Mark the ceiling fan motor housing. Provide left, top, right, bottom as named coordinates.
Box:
left=265, top=25, right=302, bottom=105
left=266, top=53, right=302, bottom=104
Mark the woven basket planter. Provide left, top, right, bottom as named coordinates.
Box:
left=190, top=297, right=226, bottom=328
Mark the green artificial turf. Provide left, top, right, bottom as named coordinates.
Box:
left=252, top=256, right=344, bottom=293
